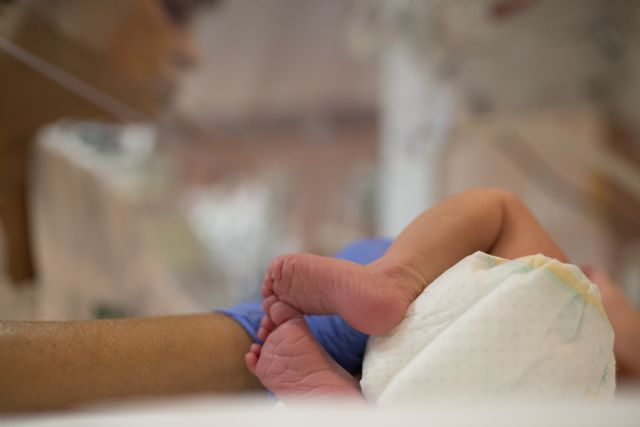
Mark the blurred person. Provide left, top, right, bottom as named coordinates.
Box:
left=2, top=189, right=639, bottom=411
left=0, top=0, right=206, bottom=282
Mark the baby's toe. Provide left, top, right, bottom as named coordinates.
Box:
left=244, top=344, right=261, bottom=374
left=258, top=315, right=275, bottom=341
left=262, top=295, right=278, bottom=314
left=269, top=300, right=303, bottom=325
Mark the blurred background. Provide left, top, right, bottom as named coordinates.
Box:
left=0, top=0, right=639, bottom=321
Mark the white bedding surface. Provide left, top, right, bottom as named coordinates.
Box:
left=4, top=393, right=640, bottom=427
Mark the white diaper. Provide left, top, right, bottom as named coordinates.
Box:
left=361, top=252, right=615, bottom=403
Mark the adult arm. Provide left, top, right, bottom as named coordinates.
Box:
left=0, top=313, right=262, bottom=412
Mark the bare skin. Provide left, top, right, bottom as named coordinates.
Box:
left=0, top=314, right=262, bottom=412
left=249, top=188, right=569, bottom=398
left=583, top=267, right=640, bottom=379
left=246, top=300, right=361, bottom=400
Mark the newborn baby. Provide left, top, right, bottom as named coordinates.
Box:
left=244, top=189, right=614, bottom=400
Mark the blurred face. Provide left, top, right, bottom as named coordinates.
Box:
left=24, top=0, right=206, bottom=116
left=102, top=0, right=203, bottom=114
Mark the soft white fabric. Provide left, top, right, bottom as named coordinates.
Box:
left=361, top=252, right=615, bottom=403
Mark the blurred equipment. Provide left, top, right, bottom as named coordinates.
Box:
left=33, top=122, right=293, bottom=319
left=359, top=0, right=640, bottom=286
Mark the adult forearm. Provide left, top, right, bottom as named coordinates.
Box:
left=0, top=313, right=262, bottom=412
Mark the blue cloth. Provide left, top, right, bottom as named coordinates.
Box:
left=218, top=238, right=393, bottom=374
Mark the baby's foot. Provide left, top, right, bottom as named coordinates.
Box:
left=262, top=254, right=423, bottom=335
left=245, top=302, right=362, bottom=400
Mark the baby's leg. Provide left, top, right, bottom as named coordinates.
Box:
left=263, top=188, right=567, bottom=336
left=246, top=301, right=361, bottom=400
